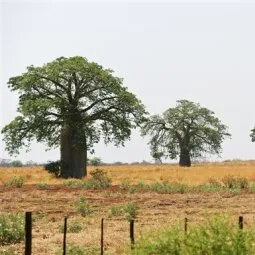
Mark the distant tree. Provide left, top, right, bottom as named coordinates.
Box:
left=0, top=159, right=12, bottom=167
left=25, top=160, right=38, bottom=166
left=11, top=160, right=23, bottom=167
left=1, top=56, right=146, bottom=179
left=88, top=157, right=102, bottom=166
left=151, top=151, right=164, bottom=164
left=142, top=100, right=231, bottom=167
left=250, top=128, right=255, bottom=142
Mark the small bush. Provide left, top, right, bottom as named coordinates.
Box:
left=75, top=197, right=93, bottom=217
left=60, top=221, right=83, bottom=233
left=129, top=186, right=137, bottom=194
left=44, top=160, right=61, bottom=178
left=0, top=213, right=24, bottom=245
left=55, top=245, right=100, bottom=255
left=0, top=248, right=15, bottom=255
left=120, top=179, right=131, bottom=191
left=37, top=182, right=49, bottom=190
left=109, top=205, right=124, bottom=217
left=63, top=179, right=84, bottom=188
left=4, top=176, right=24, bottom=188
left=135, top=181, right=149, bottom=190
left=124, top=202, right=138, bottom=222
left=88, top=168, right=111, bottom=189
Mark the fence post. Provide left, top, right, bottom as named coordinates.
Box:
left=239, top=216, right=243, bottom=229
left=184, top=217, right=188, bottom=233
left=25, top=211, right=32, bottom=255
left=130, top=220, right=135, bottom=249
left=63, top=217, right=67, bottom=255
left=101, top=218, right=104, bottom=255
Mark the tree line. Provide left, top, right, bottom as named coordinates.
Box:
left=1, top=56, right=252, bottom=179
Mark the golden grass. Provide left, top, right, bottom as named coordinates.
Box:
left=1, top=160, right=255, bottom=185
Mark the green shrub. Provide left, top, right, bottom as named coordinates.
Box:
left=131, top=215, right=255, bottom=255
left=55, top=245, right=100, bottom=255
left=88, top=168, right=111, bottom=189
left=120, top=179, right=131, bottom=191
left=0, top=213, right=24, bottom=245
left=129, top=186, right=137, bottom=194
left=63, top=179, right=84, bottom=188
left=44, top=161, right=61, bottom=178
left=60, top=221, right=83, bottom=233
left=4, top=176, right=24, bottom=188
left=124, top=202, right=138, bottom=222
left=135, top=181, right=149, bottom=190
left=199, top=183, right=223, bottom=193
left=37, top=182, right=49, bottom=190
left=75, top=197, right=93, bottom=217
left=0, top=248, right=15, bottom=255
left=109, top=205, right=124, bottom=217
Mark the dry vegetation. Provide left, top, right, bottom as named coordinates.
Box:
left=1, top=161, right=255, bottom=254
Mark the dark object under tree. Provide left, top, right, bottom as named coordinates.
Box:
left=141, top=100, right=231, bottom=167
left=2, top=56, right=146, bottom=178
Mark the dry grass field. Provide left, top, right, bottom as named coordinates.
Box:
left=1, top=161, right=255, bottom=254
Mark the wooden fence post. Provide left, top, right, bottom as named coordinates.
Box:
left=25, top=211, right=32, bottom=255
left=63, top=217, right=67, bottom=255
left=101, top=218, right=104, bottom=255
left=239, top=216, right=243, bottom=229
left=184, top=217, right=188, bottom=233
left=130, top=220, right=135, bottom=249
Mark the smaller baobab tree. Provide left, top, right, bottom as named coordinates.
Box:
left=141, top=100, right=231, bottom=167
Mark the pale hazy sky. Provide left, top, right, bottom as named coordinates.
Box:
left=1, top=0, right=255, bottom=163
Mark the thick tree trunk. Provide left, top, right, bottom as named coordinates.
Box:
left=60, top=123, right=87, bottom=179
left=179, top=149, right=191, bottom=167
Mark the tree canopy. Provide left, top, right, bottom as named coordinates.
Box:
left=250, top=128, right=255, bottom=142
left=141, top=100, right=231, bottom=166
left=2, top=56, right=146, bottom=178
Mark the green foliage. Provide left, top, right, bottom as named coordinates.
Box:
left=0, top=213, right=24, bottom=245
left=124, top=202, right=138, bottom=222
left=55, top=245, right=100, bottom=255
left=36, top=182, right=50, bottom=190
left=63, top=179, right=85, bottom=188
left=88, top=157, right=102, bottom=166
left=88, top=168, right=112, bottom=188
left=75, top=197, right=93, bottom=217
left=120, top=179, right=131, bottom=191
left=60, top=221, right=83, bottom=233
left=11, top=160, right=23, bottom=167
left=131, top=215, right=255, bottom=255
left=129, top=186, right=137, bottom=194
left=44, top=161, right=61, bottom=178
left=3, top=176, right=24, bottom=188
left=1, top=56, right=146, bottom=178
left=109, top=202, right=138, bottom=221
left=141, top=100, right=231, bottom=165
left=109, top=205, right=124, bottom=217
left=0, top=248, right=15, bottom=255
left=135, top=181, right=150, bottom=190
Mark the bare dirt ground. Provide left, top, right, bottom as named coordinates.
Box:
left=1, top=184, right=255, bottom=254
